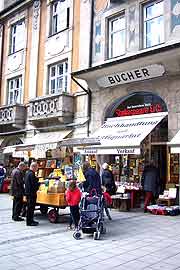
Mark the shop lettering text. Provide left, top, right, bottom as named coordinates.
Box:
left=108, top=68, right=149, bottom=85
left=115, top=104, right=162, bottom=117
left=102, top=120, right=159, bottom=129
left=84, top=149, right=98, bottom=154
left=116, top=148, right=135, bottom=154
left=96, top=64, right=165, bottom=88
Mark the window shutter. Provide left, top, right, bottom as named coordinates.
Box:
left=15, top=21, right=25, bottom=51
left=57, top=1, right=68, bottom=32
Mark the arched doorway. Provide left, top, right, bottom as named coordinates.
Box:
left=104, top=91, right=168, bottom=193
left=1, top=136, right=23, bottom=176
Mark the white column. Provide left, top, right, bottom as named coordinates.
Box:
left=79, top=0, right=91, bottom=69
left=0, top=25, right=4, bottom=75
left=0, top=1, right=4, bottom=12
left=28, top=0, right=41, bottom=100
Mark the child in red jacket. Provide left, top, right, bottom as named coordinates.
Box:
left=66, top=180, right=81, bottom=229
left=102, top=187, right=112, bottom=220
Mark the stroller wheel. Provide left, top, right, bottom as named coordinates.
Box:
left=93, top=232, right=98, bottom=240
left=73, top=231, right=81, bottom=240
left=93, top=231, right=100, bottom=240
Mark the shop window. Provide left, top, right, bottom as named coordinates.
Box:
left=49, top=0, right=69, bottom=36
left=143, top=0, right=164, bottom=48
left=48, top=60, right=68, bottom=94
left=108, top=13, right=126, bottom=59
left=7, top=76, right=23, bottom=105
left=9, top=19, right=25, bottom=54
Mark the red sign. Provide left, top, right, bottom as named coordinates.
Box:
left=115, top=104, right=162, bottom=117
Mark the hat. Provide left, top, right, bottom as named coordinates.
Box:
left=102, top=163, right=109, bottom=170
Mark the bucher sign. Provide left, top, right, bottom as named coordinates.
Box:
left=97, top=64, right=165, bottom=88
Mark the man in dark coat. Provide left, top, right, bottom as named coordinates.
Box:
left=82, top=162, right=101, bottom=195
left=11, top=162, right=27, bottom=221
left=25, top=162, right=40, bottom=226
left=101, top=163, right=116, bottom=195
left=141, top=160, right=160, bottom=212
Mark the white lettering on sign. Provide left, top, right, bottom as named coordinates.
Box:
left=97, top=64, right=165, bottom=88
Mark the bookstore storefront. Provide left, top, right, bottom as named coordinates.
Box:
left=81, top=91, right=169, bottom=191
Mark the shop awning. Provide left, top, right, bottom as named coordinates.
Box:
left=80, top=112, right=168, bottom=155
left=15, top=130, right=72, bottom=152
left=59, top=137, right=100, bottom=147
left=168, top=130, right=180, bottom=153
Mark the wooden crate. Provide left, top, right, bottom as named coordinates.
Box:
left=37, top=192, right=67, bottom=207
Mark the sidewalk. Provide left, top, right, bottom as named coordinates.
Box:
left=1, top=193, right=180, bottom=270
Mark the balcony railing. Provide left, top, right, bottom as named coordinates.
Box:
left=28, top=93, right=74, bottom=126
left=0, top=104, right=26, bottom=129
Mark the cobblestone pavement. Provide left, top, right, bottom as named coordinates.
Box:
left=1, top=194, right=180, bottom=270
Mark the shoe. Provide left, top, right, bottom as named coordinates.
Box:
left=108, top=216, right=112, bottom=220
left=32, top=220, right=39, bottom=225
left=26, top=221, right=39, bottom=226
left=144, top=209, right=148, bottom=213
left=13, top=217, right=24, bottom=221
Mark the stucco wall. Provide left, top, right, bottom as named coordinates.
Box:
left=89, top=76, right=180, bottom=141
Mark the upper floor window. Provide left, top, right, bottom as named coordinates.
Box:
left=8, top=76, right=23, bottom=105
left=48, top=61, right=68, bottom=95
left=50, top=0, right=69, bottom=36
left=143, top=1, right=164, bottom=48
left=10, top=20, right=25, bottom=54
left=108, top=14, right=125, bottom=59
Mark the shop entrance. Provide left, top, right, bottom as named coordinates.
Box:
left=151, top=144, right=167, bottom=193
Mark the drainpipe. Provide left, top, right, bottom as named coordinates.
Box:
left=89, top=0, right=94, bottom=68
left=71, top=75, right=92, bottom=137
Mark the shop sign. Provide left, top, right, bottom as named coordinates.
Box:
left=111, top=92, right=167, bottom=117
left=115, top=103, right=163, bottom=117
left=97, top=64, right=165, bottom=88
left=81, top=147, right=141, bottom=155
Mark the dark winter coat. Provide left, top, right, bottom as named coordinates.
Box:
left=102, top=169, right=116, bottom=195
left=11, top=168, right=24, bottom=197
left=83, top=168, right=102, bottom=195
left=141, top=165, right=160, bottom=196
left=24, top=170, right=40, bottom=196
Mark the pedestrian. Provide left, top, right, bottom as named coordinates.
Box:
left=102, top=186, right=112, bottom=220
left=11, top=162, right=27, bottom=221
left=0, top=163, right=6, bottom=192
left=101, top=162, right=116, bottom=195
left=141, top=160, right=160, bottom=213
left=66, top=180, right=81, bottom=230
left=24, top=162, right=40, bottom=226
left=82, top=161, right=102, bottom=195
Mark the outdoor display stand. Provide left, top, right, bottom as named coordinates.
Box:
left=35, top=158, right=85, bottom=223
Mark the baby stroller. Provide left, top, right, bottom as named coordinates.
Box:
left=73, top=189, right=106, bottom=240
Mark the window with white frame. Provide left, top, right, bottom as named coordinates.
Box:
left=50, top=0, right=69, bottom=36
left=8, top=76, right=23, bottom=105
left=48, top=61, right=68, bottom=94
left=143, top=1, right=164, bottom=48
left=108, top=14, right=125, bottom=59
left=10, top=19, right=25, bottom=54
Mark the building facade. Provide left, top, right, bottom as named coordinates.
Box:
left=0, top=0, right=89, bottom=168
left=72, top=0, right=180, bottom=185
